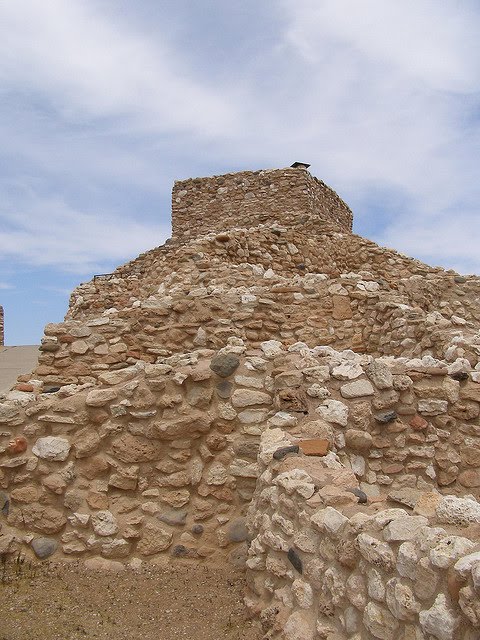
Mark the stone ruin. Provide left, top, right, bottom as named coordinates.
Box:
left=1, top=164, right=480, bottom=639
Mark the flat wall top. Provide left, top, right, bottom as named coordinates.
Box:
left=171, top=167, right=353, bottom=241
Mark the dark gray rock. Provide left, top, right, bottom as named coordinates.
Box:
left=287, top=548, right=303, bottom=573
left=227, top=518, right=249, bottom=543
left=210, top=353, right=240, bottom=378
left=31, top=537, right=58, bottom=559
left=273, top=445, right=299, bottom=461
left=191, top=524, right=204, bottom=535
left=216, top=381, right=233, bottom=398
left=0, top=491, right=9, bottom=516
left=171, top=544, right=189, bottom=557
left=346, top=488, right=368, bottom=504
left=374, top=410, right=397, bottom=424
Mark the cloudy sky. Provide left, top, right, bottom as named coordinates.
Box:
left=1, top=0, right=479, bottom=344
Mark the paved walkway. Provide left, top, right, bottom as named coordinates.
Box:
left=0, top=345, right=39, bottom=394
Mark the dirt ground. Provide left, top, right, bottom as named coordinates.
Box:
left=0, top=558, right=263, bottom=640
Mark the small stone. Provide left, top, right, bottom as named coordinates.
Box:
left=430, top=536, right=475, bottom=569
left=363, top=602, right=399, bottom=640
left=344, top=429, right=373, bottom=451
left=157, top=508, right=187, bottom=527
left=311, top=507, right=348, bottom=536
left=365, top=361, right=394, bottom=389
left=260, top=340, right=284, bottom=358
left=85, top=388, right=118, bottom=407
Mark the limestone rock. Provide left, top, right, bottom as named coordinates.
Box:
left=316, top=399, right=349, bottom=426
left=91, top=511, right=118, bottom=537
left=340, top=379, right=375, bottom=398
left=137, top=523, right=173, bottom=555
left=32, top=436, right=71, bottom=461
left=419, top=594, right=460, bottom=640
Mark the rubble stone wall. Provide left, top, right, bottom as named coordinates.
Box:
left=246, top=429, right=480, bottom=640
left=1, top=342, right=479, bottom=570
left=171, top=168, right=353, bottom=243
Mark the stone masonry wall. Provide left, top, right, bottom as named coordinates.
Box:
left=1, top=341, right=480, bottom=570
left=171, top=168, right=353, bottom=243
left=246, top=429, right=480, bottom=640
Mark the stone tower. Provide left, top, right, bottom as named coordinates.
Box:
left=171, top=166, right=353, bottom=242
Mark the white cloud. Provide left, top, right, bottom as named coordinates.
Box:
left=0, top=282, right=14, bottom=290
left=0, top=0, right=236, bottom=136
left=282, top=0, right=479, bottom=92
left=0, top=196, right=167, bottom=273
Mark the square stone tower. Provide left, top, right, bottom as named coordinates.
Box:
left=171, top=165, right=353, bottom=242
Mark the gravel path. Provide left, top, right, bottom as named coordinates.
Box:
left=0, top=559, right=262, bottom=640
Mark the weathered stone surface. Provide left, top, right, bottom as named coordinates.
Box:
left=85, top=388, right=118, bottom=406
left=383, top=516, right=428, bottom=542
left=356, top=534, right=395, bottom=570
left=112, top=433, right=163, bottom=463
left=316, top=399, right=349, bottom=426
left=436, top=495, right=480, bottom=525
left=419, top=594, right=460, bottom=640
left=137, top=523, right=173, bottom=555
left=32, top=436, right=71, bottom=461
left=231, top=389, right=272, bottom=407
left=91, top=511, right=118, bottom=536
left=340, top=379, right=375, bottom=398
left=363, top=602, right=399, bottom=640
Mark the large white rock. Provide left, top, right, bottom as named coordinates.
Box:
left=332, top=361, right=363, bottom=380
left=430, top=536, right=475, bottom=569
left=32, top=436, right=71, bottom=461
left=436, top=495, right=480, bottom=525
left=383, top=516, right=428, bottom=542
left=316, top=399, right=349, bottom=426
left=419, top=594, right=460, bottom=640
left=311, top=507, right=348, bottom=536
left=453, top=551, right=480, bottom=578
left=356, top=533, right=395, bottom=570
left=260, top=340, right=284, bottom=358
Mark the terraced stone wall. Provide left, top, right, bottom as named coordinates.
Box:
left=246, top=429, right=480, bottom=640
left=171, top=168, right=353, bottom=243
